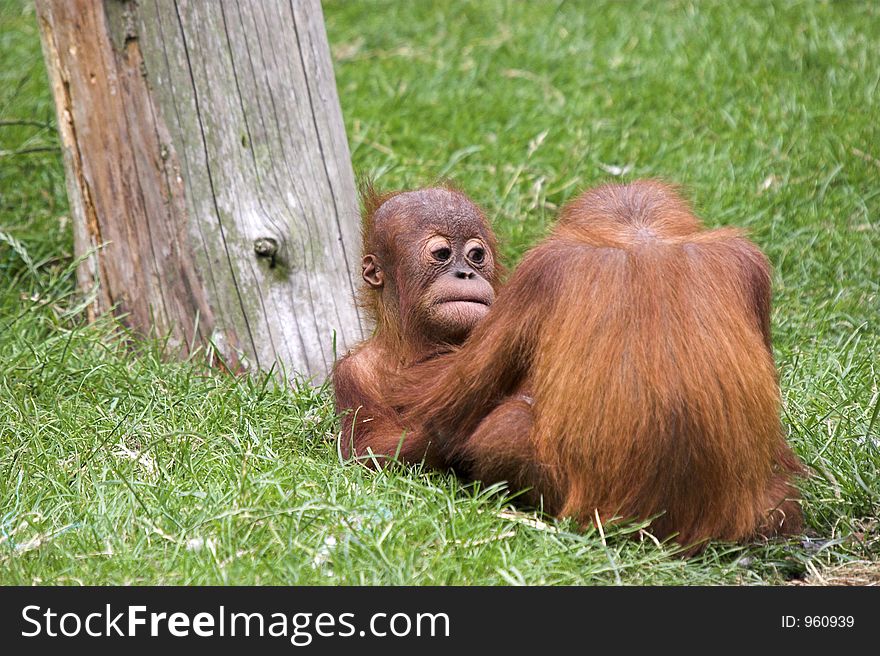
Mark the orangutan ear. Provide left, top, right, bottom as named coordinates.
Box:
left=362, top=254, right=384, bottom=288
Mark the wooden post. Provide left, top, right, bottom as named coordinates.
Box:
left=35, top=0, right=363, bottom=380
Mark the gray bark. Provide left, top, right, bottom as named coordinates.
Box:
left=36, top=0, right=363, bottom=380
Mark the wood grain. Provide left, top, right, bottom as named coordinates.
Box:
left=36, top=0, right=363, bottom=380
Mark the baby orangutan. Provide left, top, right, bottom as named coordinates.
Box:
left=332, top=186, right=503, bottom=466
left=335, top=180, right=804, bottom=554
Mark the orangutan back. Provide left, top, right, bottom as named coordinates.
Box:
left=529, top=182, right=795, bottom=545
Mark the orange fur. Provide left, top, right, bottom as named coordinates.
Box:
left=396, top=180, right=804, bottom=552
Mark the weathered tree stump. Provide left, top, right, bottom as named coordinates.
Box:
left=36, top=0, right=363, bottom=380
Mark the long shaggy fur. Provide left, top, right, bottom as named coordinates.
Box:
left=397, top=180, right=804, bottom=552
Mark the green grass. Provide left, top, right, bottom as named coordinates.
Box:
left=1, top=0, right=878, bottom=584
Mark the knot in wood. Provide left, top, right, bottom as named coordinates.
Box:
left=253, top=237, right=279, bottom=258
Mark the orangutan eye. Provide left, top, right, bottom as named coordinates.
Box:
left=432, top=247, right=452, bottom=262
left=468, top=247, right=485, bottom=264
